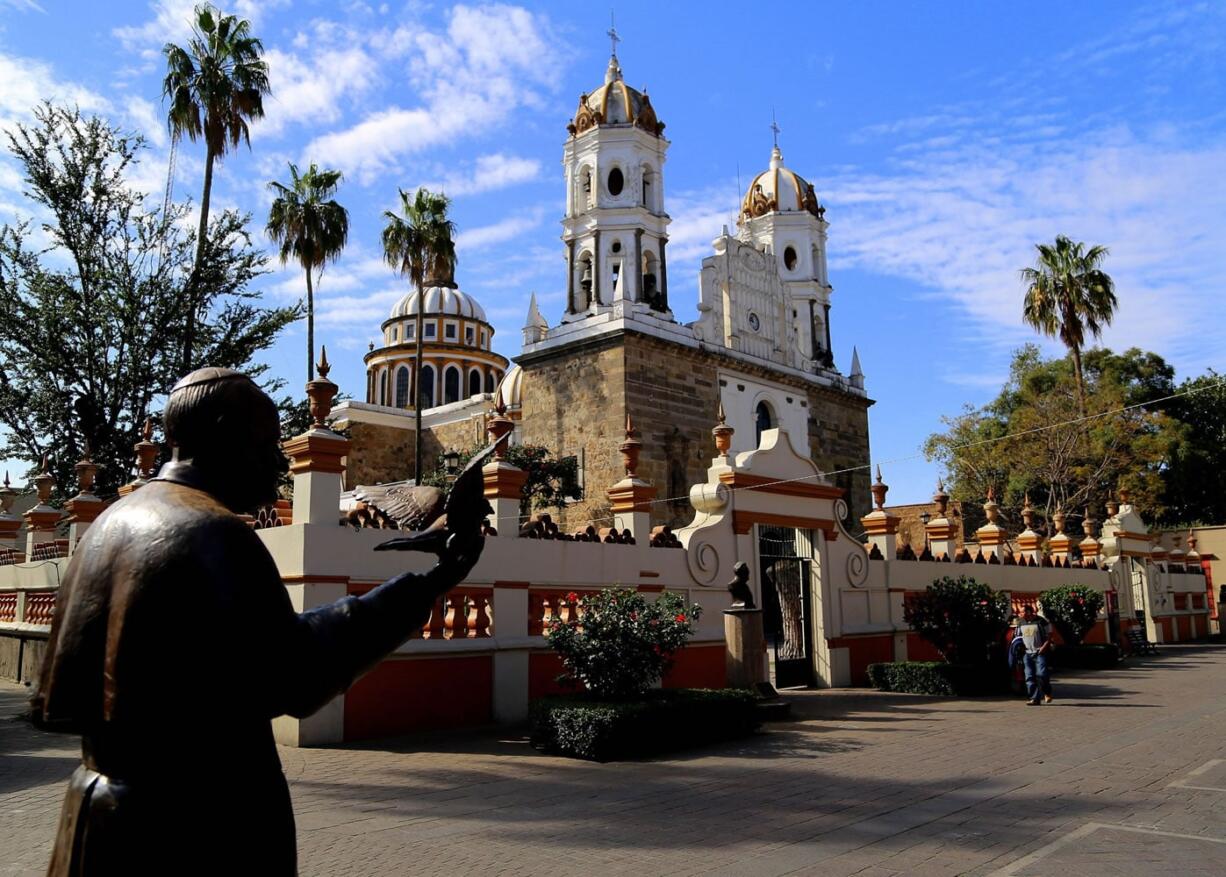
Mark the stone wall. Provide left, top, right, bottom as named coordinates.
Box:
left=345, top=421, right=415, bottom=487
left=516, top=327, right=873, bottom=531
left=421, top=414, right=488, bottom=473
left=517, top=334, right=626, bottom=530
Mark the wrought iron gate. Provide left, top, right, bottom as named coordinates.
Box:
left=759, top=525, right=814, bottom=688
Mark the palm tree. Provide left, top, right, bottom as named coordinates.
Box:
left=266, top=163, right=349, bottom=381
left=381, top=188, right=457, bottom=481
left=1020, top=235, right=1118, bottom=419
left=163, top=2, right=270, bottom=370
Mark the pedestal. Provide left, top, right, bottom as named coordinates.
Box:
left=724, top=608, right=767, bottom=689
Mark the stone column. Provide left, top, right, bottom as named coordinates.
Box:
left=565, top=239, right=576, bottom=314
left=1048, top=507, right=1073, bottom=564
left=119, top=418, right=160, bottom=497
left=1016, top=493, right=1041, bottom=564
left=822, top=302, right=833, bottom=366
left=860, top=466, right=900, bottom=559
left=975, top=487, right=1007, bottom=561
left=592, top=229, right=601, bottom=307
left=724, top=608, right=767, bottom=689
left=634, top=228, right=644, bottom=305
left=482, top=398, right=526, bottom=536
left=925, top=480, right=957, bottom=561
left=0, top=475, right=21, bottom=557
left=606, top=414, right=656, bottom=540
left=65, top=450, right=104, bottom=553
left=282, top=348, right=350, bottom=526
left=1079, top=508, right=1101, bottom=566
left=24, top=458, right=60, bottom=556
left=658, top=237, right=669, bottom=311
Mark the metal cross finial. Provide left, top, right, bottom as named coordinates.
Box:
left=770, top=109, right=781, bottom=149
left=607, top=11, right=620, bottom=57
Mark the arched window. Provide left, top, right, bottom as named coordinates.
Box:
left=485, top=371, right=496, bottom=394
left=419, top=364, right=435, bottom=409
left=395, top=365, right=410, bottom=408
left=367, top=371, right=374, bottom=403
left=444, top=366, right=461, bottom=405
left=468, top=368, right=482, bottom=398
left=642, top=165, right=656, bottom=211
left=755, top=401, right=774, bottom=448
left=579, top=166, right=593, bottom=211
left=378, top=370, right=389, bottom=407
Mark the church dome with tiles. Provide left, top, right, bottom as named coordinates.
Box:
left=741, top=146, right=823, bottom=221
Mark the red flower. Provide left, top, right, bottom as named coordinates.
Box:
left=629, top=611, right=638, bottom=621
left=566, top=591, right=579, bottom=603
left=675, top=614, right=687, bottom=623
left=979, top=600, right=989, bottom=606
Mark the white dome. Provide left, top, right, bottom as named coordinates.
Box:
left=741, top=147, right=822, bottom=221
left=496, top=364, right=522, bottom=410
left=389, top=285, right=487, bottom=322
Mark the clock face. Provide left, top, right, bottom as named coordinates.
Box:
left=748, top=312, right=761, bottom=332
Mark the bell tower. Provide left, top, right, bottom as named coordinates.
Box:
left=560, top=37, right=672, bottom=323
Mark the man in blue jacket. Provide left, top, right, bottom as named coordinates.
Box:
left=1016, top=604, right=1054, bottom=705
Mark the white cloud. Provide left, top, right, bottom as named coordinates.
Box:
left=112, top=0, right=290, bottom=69
left=434, top=153, right=541, bottom=196
left=123, top=95, right=167, bottom=147
left=824, top=128, right=1226, bottom=375
left=455, top=208, right=546, bottom=252
left=0, top=52, right=111, bottom=131
left=304, top=4, right=566, bottom=182
left=259, top=42, right=380, bottom=139
left=2, top=0, right=44, bottom=12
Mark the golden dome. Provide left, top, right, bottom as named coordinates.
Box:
left=567, top=56, right=664, bottom=138
left=741, top=147, right=823, bottom=221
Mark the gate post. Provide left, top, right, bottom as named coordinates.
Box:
left=724, top=608, right=767, bottom=689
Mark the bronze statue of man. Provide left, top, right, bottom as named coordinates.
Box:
left=33, top=369, right=485, bottom=875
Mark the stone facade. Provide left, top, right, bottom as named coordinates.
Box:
left=517, top=328, right=872, bottom=530
left=345, top=421, right=416, bottom=487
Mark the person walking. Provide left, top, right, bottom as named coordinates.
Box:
left=1016, top=604, right=1054, bottom=705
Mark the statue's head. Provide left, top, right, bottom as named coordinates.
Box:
left=732, top=561, right=749, bottom=582
left=165, top=368, right=286, bottom=513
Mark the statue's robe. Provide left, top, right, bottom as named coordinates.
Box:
left=33, top=471, right=461, bottom=875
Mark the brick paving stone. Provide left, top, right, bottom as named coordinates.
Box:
left=4, top=645, right=1226, bottom=875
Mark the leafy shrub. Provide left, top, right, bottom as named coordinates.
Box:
left=1051, top=643, right=1119, bottom=670
left=866, top=661, right=1009, bottom=696
left=530, top=689, right=759, bottom=761
left=546, top=588, right=702, bottom=699
left=1039, top=585, right=1105, bottom=646
left=902, top=576, right=1011, bottom=664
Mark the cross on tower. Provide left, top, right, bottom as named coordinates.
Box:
left=770, top=110, right=781, bottom=149
left=607, top=12, right=621, bottom=58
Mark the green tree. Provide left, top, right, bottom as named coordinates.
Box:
left=1160, top=369, right=1226, bottom=526
left=1038, top=585, right=1104, bottom=647
left=1020, top=235, right=1118, bottom=420
left=381, top=188, right=457, bottom=481
left=0, top=105, right=298, bottom=498
left=163, top=2, right=270, bottom=369
left=925, top=345, right=1181, bottom=534
left=902, top=576, right=1011, bottom=665
left=266, top=163, right=349, bottom=381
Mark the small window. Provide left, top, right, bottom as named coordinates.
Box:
left=465, top=326, right=475, bottom=345
left=608, top=167, right=624, bottom=196
left=480, top=330, right=488, bottom=348
left=445, top=322, right=457, bottom=340
left=611, top=240, right=622, bottom=254
left=379, top=370, right=388, bottom=406
left=755, top=401, right=774, bottom=447
left=391, top=326, right=398, bottom=342
left=405, top=323, right=415, bottom=340
left=395, top=366, right=410, bottom=408
left=485, top=371, right=496, bottom=394
left=424, top=323, right=436, bottom=339
left=444, top=367, right=461, bottom=404
left=419, top=364, right=435, bottom=409
left=468, top=369, right=482, bottom=398
left=784, top=246, right=797, bottom=270
left=748, top=312, right=761, bottom=332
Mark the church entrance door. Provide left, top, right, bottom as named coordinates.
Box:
left=759, top=525, right=814, bottom=688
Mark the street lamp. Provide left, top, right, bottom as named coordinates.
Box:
left=443, top=449, right=461, bottom=482
left=919, top=511, right=932, bottom=554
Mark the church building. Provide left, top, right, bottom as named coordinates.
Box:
left=334, top=46, right=873, bottom=529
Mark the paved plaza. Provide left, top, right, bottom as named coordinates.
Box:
left=4, top=644, right=1226, bottom=876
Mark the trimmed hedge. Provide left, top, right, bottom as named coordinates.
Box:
left=866, top=661, right=1010, bottom=696
left=529, top=688, right=759, bottom=761
left=1051, top=643, right=1120, bottom=670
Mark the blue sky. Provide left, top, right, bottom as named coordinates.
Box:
left=2, top=0, right=1224, bottom=503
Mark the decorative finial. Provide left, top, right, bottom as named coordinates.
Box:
left=142, top=417, right=153, bottom=443
left=712, top=400, right=734, bottom=456
left=1053, top=506, right=1066, bottom=534
left=305, top=350, right=339, bottom=429
left=607, top=11, right=620, bottom=58
left=618, top=412, right=642, bottom=477
left=770, top=108, right=780, bottom=150
left=1082, top=506, right=1097, bottom=538
left=1021, top=492, right=1034, bottom=529
left=34, top=454, right=55, bottom=505
left=932, top=478, right=949, bottom=518
left=870, top=466, right=888, bottom=511
left=1187, top=529, right=1199, bottom=554
left=0, top=471, right=13, bottom=515
left=317, top=345, right=331, bottom=379
left=487, top=396, right=514, bottom=462
left=983, top=486, right=999, bottom=524
left=3, top=471, right=8, bottom=489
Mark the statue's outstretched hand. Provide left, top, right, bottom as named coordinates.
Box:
left=438, top=529, right=485, bottom=582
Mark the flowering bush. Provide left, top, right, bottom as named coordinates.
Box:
left=1039, top=585, right=1105, bottom=646
left=902, top=576, right=1011, bottom=665
left=545, top=588, right=703, bottom=699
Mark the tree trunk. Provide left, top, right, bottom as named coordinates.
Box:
left=413, top=285, right=425, bottom=482
left=1070, top=343, right=1087, bottom=421
left=183, top=147, right=215, bottom=373
left=305, top=265, right=315, bottom=381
